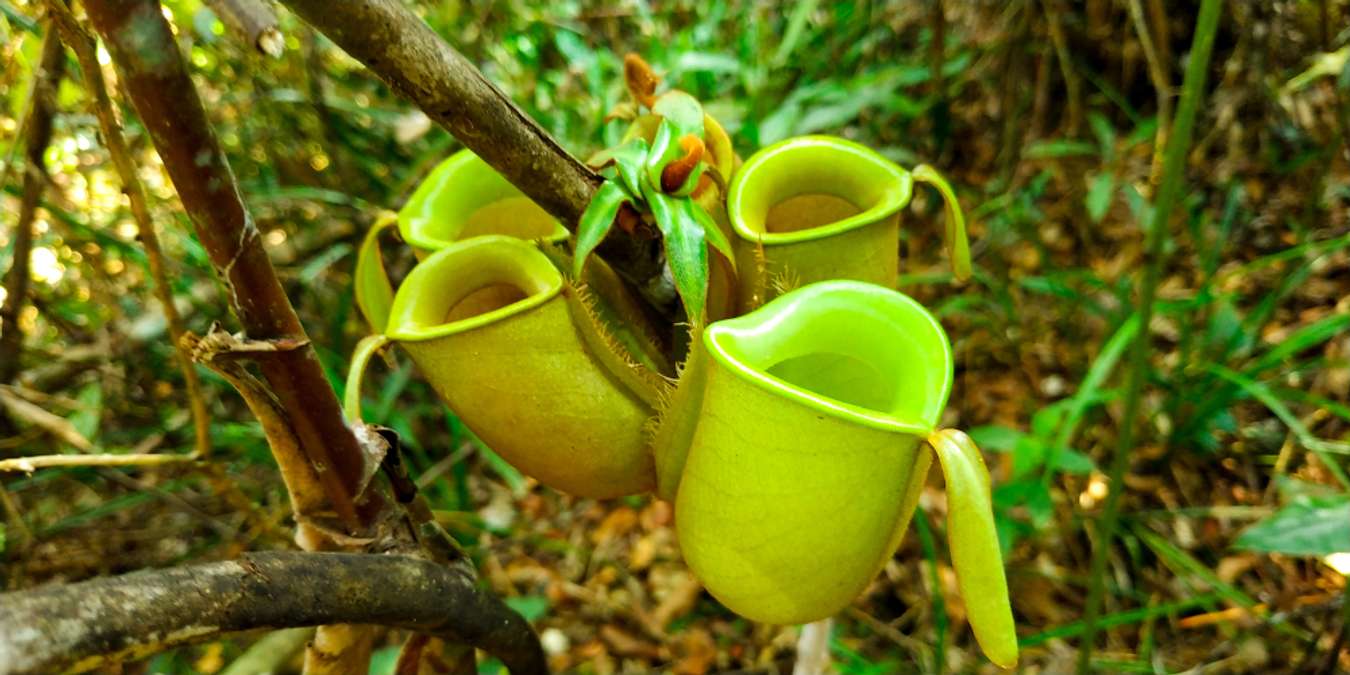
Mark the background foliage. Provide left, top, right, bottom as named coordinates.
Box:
left=2, top=0, right=1349, bottom=672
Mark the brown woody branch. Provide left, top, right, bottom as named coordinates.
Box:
left=0, top=551, right=548, bottom=675
left=0, top=29, right=65, bottom=385
left=276, top=0, right=674, bottom=308
left=84, top=0, right=368, bottom=526
left=204, top=0, right=284, bottom=57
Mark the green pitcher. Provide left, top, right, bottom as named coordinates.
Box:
left=726, top=136, right=970, bottom=311
left=400, top=149, right=568, bottom=250
left=652, top=280, right=1016, bottom=668
left=347, top=236, right=667, bottom=499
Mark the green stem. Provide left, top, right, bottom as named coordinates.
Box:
left=1076, top=1, right=1224, bottom=671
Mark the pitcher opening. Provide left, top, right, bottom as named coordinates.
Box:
left=765, top=194, right=862, bottom=233
left=728, top=136, right=911, bottom=244
left=386, top=236, right=563, bottom=341
left=400, top=150, right=568, bottom=250
left=704, top=280, right=951, bottom=432
left=459, top=196, right=560, bottom=241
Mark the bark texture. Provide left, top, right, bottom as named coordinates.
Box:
left=0, top=552, right=547, bottom=675
left=204, top=0, right=283, bottom=56
left=84, top=0, right=367, bottom=524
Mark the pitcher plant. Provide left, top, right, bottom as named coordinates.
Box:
left=345, top=52, right=1016, bottom=669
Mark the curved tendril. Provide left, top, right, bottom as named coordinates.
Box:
left=353, top=211, right=400, bottom=332
left=344, top=334, right=392, bottom=422
left=912, top=164, right=971, bottom=282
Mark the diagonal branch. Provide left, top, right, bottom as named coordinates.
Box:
left=84, top=0, right=368, bottom=526
left=276, top=0, right=674, bottom=308
left=0, top=551, right=547, bottom=675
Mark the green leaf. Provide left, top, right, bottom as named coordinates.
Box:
left=1011, top=436, right=1049, bottom=478
left=644, top=182, right=708, bottom=321
left=645, top=119, right=676, bottom=193
left=608, top=139, right=650, bottom=197
left=686, top=199, right=735, bottom=270
left=1024, top=139, right=1098, bottom=159
left=1248, top=313, right=1350, bottom=376
left=69, top=383, right=103, bottom=443
left=969, top=425, right=1027, bottom=453
left=368, top=646, right=400, bottom=675
left=1088, top=111, right=1117, bottom=159
left=504, top=594, right=551, bottom=622
left=1236, top=499, right=1350, bottom=556
left=1086, top=172, right=1116, bottom=223
left=573, top=180, right=630, bottom=278
left=1052, top=447, right=1096, bottom=474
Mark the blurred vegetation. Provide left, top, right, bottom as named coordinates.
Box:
left=1, top=0, right=1349, bottom=673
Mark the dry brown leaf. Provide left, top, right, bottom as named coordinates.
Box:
left=652, top=571, right=704, bottom=629
left=598, top=624, right=660, bottom=659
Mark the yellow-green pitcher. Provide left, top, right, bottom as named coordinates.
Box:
left=726, top=136, right=970, bottom=311
left=652, top=280, right=1016, bottom=667
left=347, top=236, right=667, bottom=499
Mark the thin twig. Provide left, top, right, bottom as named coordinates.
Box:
left=0, top=453, right=199, bottom=473
left=43, top=0, right=214, bottom=460
left=1128, top=0, right=1172, bottom=187
left=0, top=28, right=65, bottom=386
left=1039, top=0, right=1082, bottom=136
left=1076, top=1, right=1224, bottom=671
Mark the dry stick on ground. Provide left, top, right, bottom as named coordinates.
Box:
left=43, top=0, right=213, bottom=460
left=1128, top=0, right=1172, bottom=187
left=204, top=0, right=284, bottom=57
left=0, top=552, right=548, bottom=675
left=276, top=0, right=676, bottom=312
left=0, top=30, right=65, bottom=386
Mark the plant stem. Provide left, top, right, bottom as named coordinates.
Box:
left=0, top=453, right=198, bottom=472
left=1128, top=0, right=1172, bottom=187
left=1076, top=1, right=1224, bottom=671
left=84, top=0, right=366, bottom=527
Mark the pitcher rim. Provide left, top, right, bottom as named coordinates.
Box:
left=727, top=135, right=913, bottom=247
left=385, top=236, right=564, bottom=342
left=703, top=280, right=952, bottom=435
left=399, top=150, right=569, bottom=251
